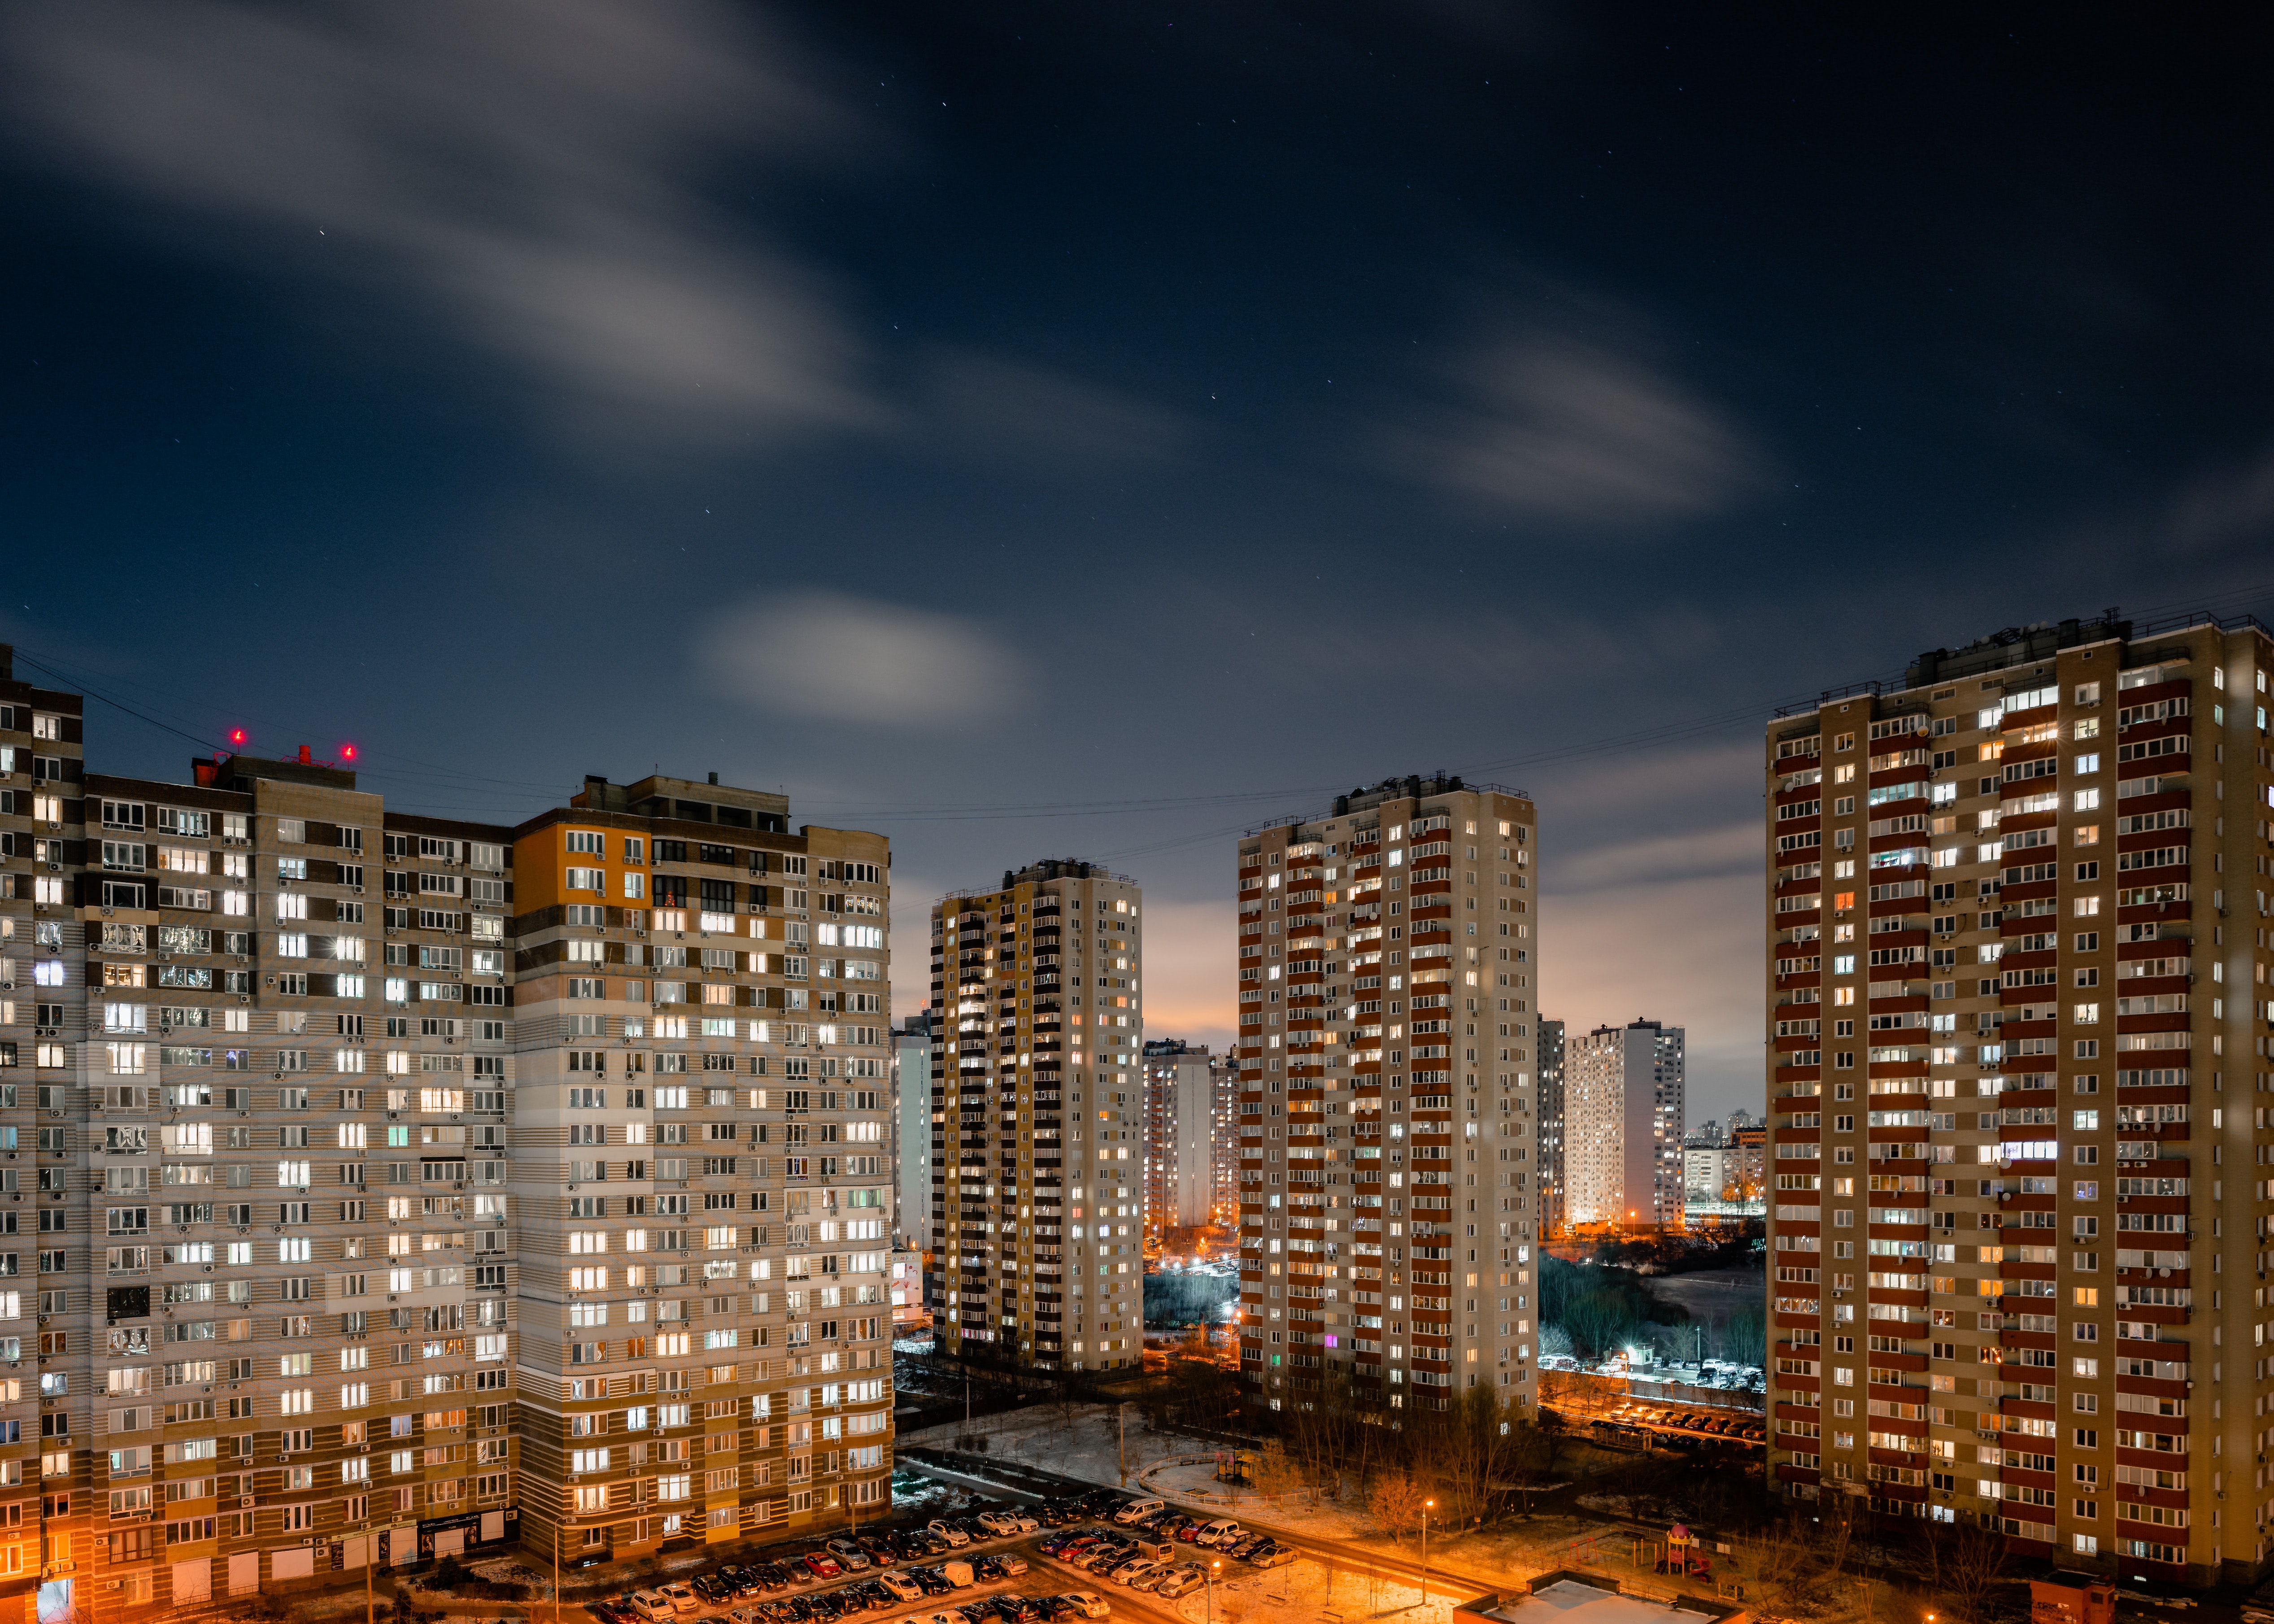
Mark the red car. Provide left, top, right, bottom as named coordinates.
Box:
left=804, top=1555, right=844, bottom=1580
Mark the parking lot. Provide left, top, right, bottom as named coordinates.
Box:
left=584, top=1489, right=1294, bottom=1624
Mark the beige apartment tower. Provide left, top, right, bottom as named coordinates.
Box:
left=1236, top=775, right=1543, bottom=1417
left=928, top=861, right=1143, bottom=1371
left=510, top=776, right=895, bottom=1562
left=1763, top=610, right=2274, bottom=1586
left=0, top=645, right=895, bottom=1621
left=1562, top=1019, right=1686, bottom=1230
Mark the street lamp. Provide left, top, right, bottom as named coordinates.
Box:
left=1207, top=1559, right=1222, bottom=1624
left=1420, top=1499, right=1435, bottom=1608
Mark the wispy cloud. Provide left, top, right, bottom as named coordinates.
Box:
left=698, top=591, right=1023, bottom=727
left=1381, top=334, right=1767, bottom=528
left=1553, top=819, right=1760, bottom=893
left=913, top=348, right=1190, bottom=471
left=4, top=0, right=876, bottom=444
left=2165, top=441, right=2274, bottom=555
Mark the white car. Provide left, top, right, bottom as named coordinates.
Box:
left=978, top=1513, right=1021, bottom=1537
left=1113, top=1499, right=1165, bottom=1526
left=1195, top=1520, right=1240, bottom=1548
left=878, top=1572, right=924, bottom=1603
left=1063, top=1594, right=1112, bottom=1620
left=1011, top=1512, right=1040, bottom=1533
left=928, top=1520, right=972, bottom=1549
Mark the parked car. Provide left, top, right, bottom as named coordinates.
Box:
left=694, top=1576, right=733, bottom=1604
left=1062, top=1596, right=1111, bottom=1621
left=1110, top=1559, right=1160, bottom=1586
left=1153, top=1568, right=1207, bottom=1600
left=804, top=1555, right=844, bottom=1581
left=941, top=1561, right=976, bottom=1590
left=1113, top=1499, right=1165, bottom=1526
left=878, top=1572, right=924, bottom=1604
left=1252, top=1547, right=1298, bottom=1570
left=1037, top=1600, right=1082, bottom=1622
left=929, top=1520, right=972, bottom=1549
left=1195, top=1520, right=1241, bottom=1547
left=977, top=1511, right=1021, bottom=1537
left=828, top=1539, right=874, bottom=1572
left=662, top=1584, right=702, bottom=1616
left=998, top=1556, right=1030, bottom=1578
left=1125, top=1569, right=1173, bottom=1595
left=910, top=1569, right=955, bottom=1598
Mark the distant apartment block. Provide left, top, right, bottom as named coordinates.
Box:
left=1537, top=1018, right=1565, bottom=1235
left=1563, top=1019, right=1686, bottom=1228
left=1142, top=1041, right=1217, bottom=1230
left=1211, top=1049, right=1241, bottom=1226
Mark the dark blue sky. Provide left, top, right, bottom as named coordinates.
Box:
left=5, top=2, right=2270, bottom=1117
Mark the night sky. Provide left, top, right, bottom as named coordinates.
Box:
left=5, top=3, right=2271, bottom=1122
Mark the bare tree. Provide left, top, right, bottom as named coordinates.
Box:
left=1740, top=1509, right=1813, bottom=1602
left=1935, top=1514, right=2010, bottom=1624
left=1253, top=1441, right=1304, bottom=1504
left=1367, top=1465, right=1432, bottom=1545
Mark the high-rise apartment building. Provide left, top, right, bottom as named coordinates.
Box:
left=1537, top=1019, right=1566, bottom=1236
left=511, top=774, right=894, bottom=1564
left=1211, top=1051, right=1241, bottom=1228
left=894, top=1015, right=933, bottom=1250
left=3, top=658, right=83, bottom=1615
left=1563, top=1020, right=1686, bottom=1229
left=1142, top=1041, right=1215, bottom=1232
left=1763, top=609, right=2273, bottom=1585
left=0, top=648, right=896, bottom=1615
left=928, top=861, right=1144, bottom=1372
left=1236, top=775, right=1542, bottom=1416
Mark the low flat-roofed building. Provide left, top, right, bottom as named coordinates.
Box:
left=1455, top=1573, right=1747, bottom=1624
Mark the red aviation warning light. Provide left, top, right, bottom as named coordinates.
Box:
left=341, top=743, right=358, bottom=762
left=229, top=728, right=247, bottom=747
